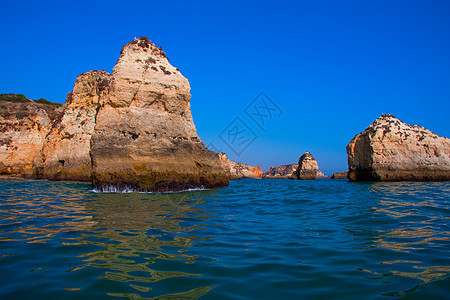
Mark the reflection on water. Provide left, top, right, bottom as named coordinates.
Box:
left=0, top=179, right=449, bottom=299
left=354, top=181, right=450, bottom=295
left=0, top=179, right=217, bottom=298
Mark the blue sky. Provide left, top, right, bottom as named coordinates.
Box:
left=1, top=0, right=449, bottom=174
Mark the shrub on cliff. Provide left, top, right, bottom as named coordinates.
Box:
left=34, top=98, right=62, bottom=107
left=0, top=93, right=30, bottom=103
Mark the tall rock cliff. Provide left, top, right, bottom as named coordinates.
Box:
left=38, top=71, right=111, bottom=181
left=91, top=37, right=229, bottom=191
left=0, top=95, right=62, bottom=177
left=347, top=114, right=450, bottom=181
left=291, top=152, right=319, bottom=180
left=218, top=152, right=262, bottom=179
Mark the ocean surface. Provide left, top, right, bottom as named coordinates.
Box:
left=0, top=178, right=449, bottom=299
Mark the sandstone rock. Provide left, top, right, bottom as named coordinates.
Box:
left=262, top=163, right=297, bottom=178
left=291, top=152, right=319, bottom=180
left=316, top=170, right=327, bottom=178
left=0, top=96, right=62, bottom=177
left=91, top=37, right=229, bottom=191
left=347, top=114, right=450, bottom=181
left=330, top=171, right=348, bottom=179
left=218, top=152, right=262, bottom=179
left=38, top=71, right=112, bottom=181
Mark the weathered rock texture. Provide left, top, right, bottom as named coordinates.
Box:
left=38, top=71, right=111, bottom=181
left=330, top=171, right=348, bottom=179
left=218, top=152, right=262, bottom=179
left=316, top=170, right=327, bottom=178
left=0, top=95, right=62, bottom=177
left=291, top=152, right=319, bottom=180
left=91, top=37, right=229, bottom=191
left=0, top=37, right=230, bottom=191
left=347, top=114, right=450, bottom=181
left=262, top=163, right=297, bottom=178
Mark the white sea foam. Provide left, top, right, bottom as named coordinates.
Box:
left=91, top=185, right=208, bottom=194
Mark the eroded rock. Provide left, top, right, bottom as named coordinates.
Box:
left=91, top=37, right=229, bottom=191
left=0, top=96, right=62, bottom=177
left=330, top=171, right=348, bottom=179
left=218, top=152, right=262, bottom=179
left=38, top=71, right=112, bottom=181
left=346, top=114, right=450, bottom=181
left=262, top=164, right=297, bottom=178
left=291, top=152, right=319, bottom=180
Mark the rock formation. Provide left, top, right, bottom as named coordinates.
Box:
left=218, top=152, right=262, bottom=179
left=38, top=71, right=111, bottom=181
left=0, top=37, right=230, bottom=191
left=316, top=170, right=327, bottom=178
left=347, top=114, right=450, bottom=181
left=291, top=152, right=319, bottom=180
left=330, top=171, right=348, bottom=179
left=262, top=163, right=297, bottom=178
left=0, top=94, right=62, bottom=177
left=91, top=37, right=229, bottom=191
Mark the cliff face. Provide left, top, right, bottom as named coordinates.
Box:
left=0, top=96, right=63, bottom=177
left=38, top=71, right=111, bottom=181
left=262, top=164, right=297, bottom=178
left=218, top=152, right=262, bottom=179
left=91, top=37, right=229, bottom=191
left=291, top=152, right=319, bottom=180
left=1, top=37, right=229, bottom=191
left=347, top=114, right=450, bottom=181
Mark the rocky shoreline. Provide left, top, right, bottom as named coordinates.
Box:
left=1, top=39, right=449, bottom=187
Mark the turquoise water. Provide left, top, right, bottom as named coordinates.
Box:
left=0, top=178, right=449, bottom=299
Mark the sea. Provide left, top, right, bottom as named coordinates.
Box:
left=0, top=178, right=449, bottom=299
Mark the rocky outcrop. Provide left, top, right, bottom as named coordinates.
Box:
left=291, top=152, right=319, bottom=180
left=37, top=71, right=111, bottom=181
left=262, top=163, right=297, bottom=178
left=316, top=170, right=327, bottom=178
left=0, top=37, right=230, bottom=191
left=0, top=95, right=63, bottom=177
left=347, top=114, right=450, bottom=181
left=218, top=152, right=262, bottom=179
left=330, top=171, right=348, bottom=179
left=91, top=37, right=229, bottom=191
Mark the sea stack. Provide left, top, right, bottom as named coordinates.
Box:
left=346, top=114, right=450, bottom=181
left=291, top=152, right=319, bottom=180
left=218, top=152, right=262, bottom=179
left=91, top=37, right=229, bottom=191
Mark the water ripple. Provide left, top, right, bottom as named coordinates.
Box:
left=0, top=178, right=449, bottom=299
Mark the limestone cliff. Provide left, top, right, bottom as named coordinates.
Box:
left=218, top=152, right=262, bottom=179
left=347, top=114, right=450, bottom=181
left=91, top=37, right=229, bottom=191
left=1, top=37, right=229, bottom=191
left=262, top=164, right=297, bottom=178
left=38, top=71, right=111, bottom=181
left=0, top=94, right=63, bottom=177
left=291, top=152, right=319, bottom=180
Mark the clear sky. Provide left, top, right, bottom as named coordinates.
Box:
left=1, top=0, right=449, bottom=174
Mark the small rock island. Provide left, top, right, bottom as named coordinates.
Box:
left=347, top=114, right=450, bottom=181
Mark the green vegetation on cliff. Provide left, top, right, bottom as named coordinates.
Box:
left=0, top=93, right=62, bottom=107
